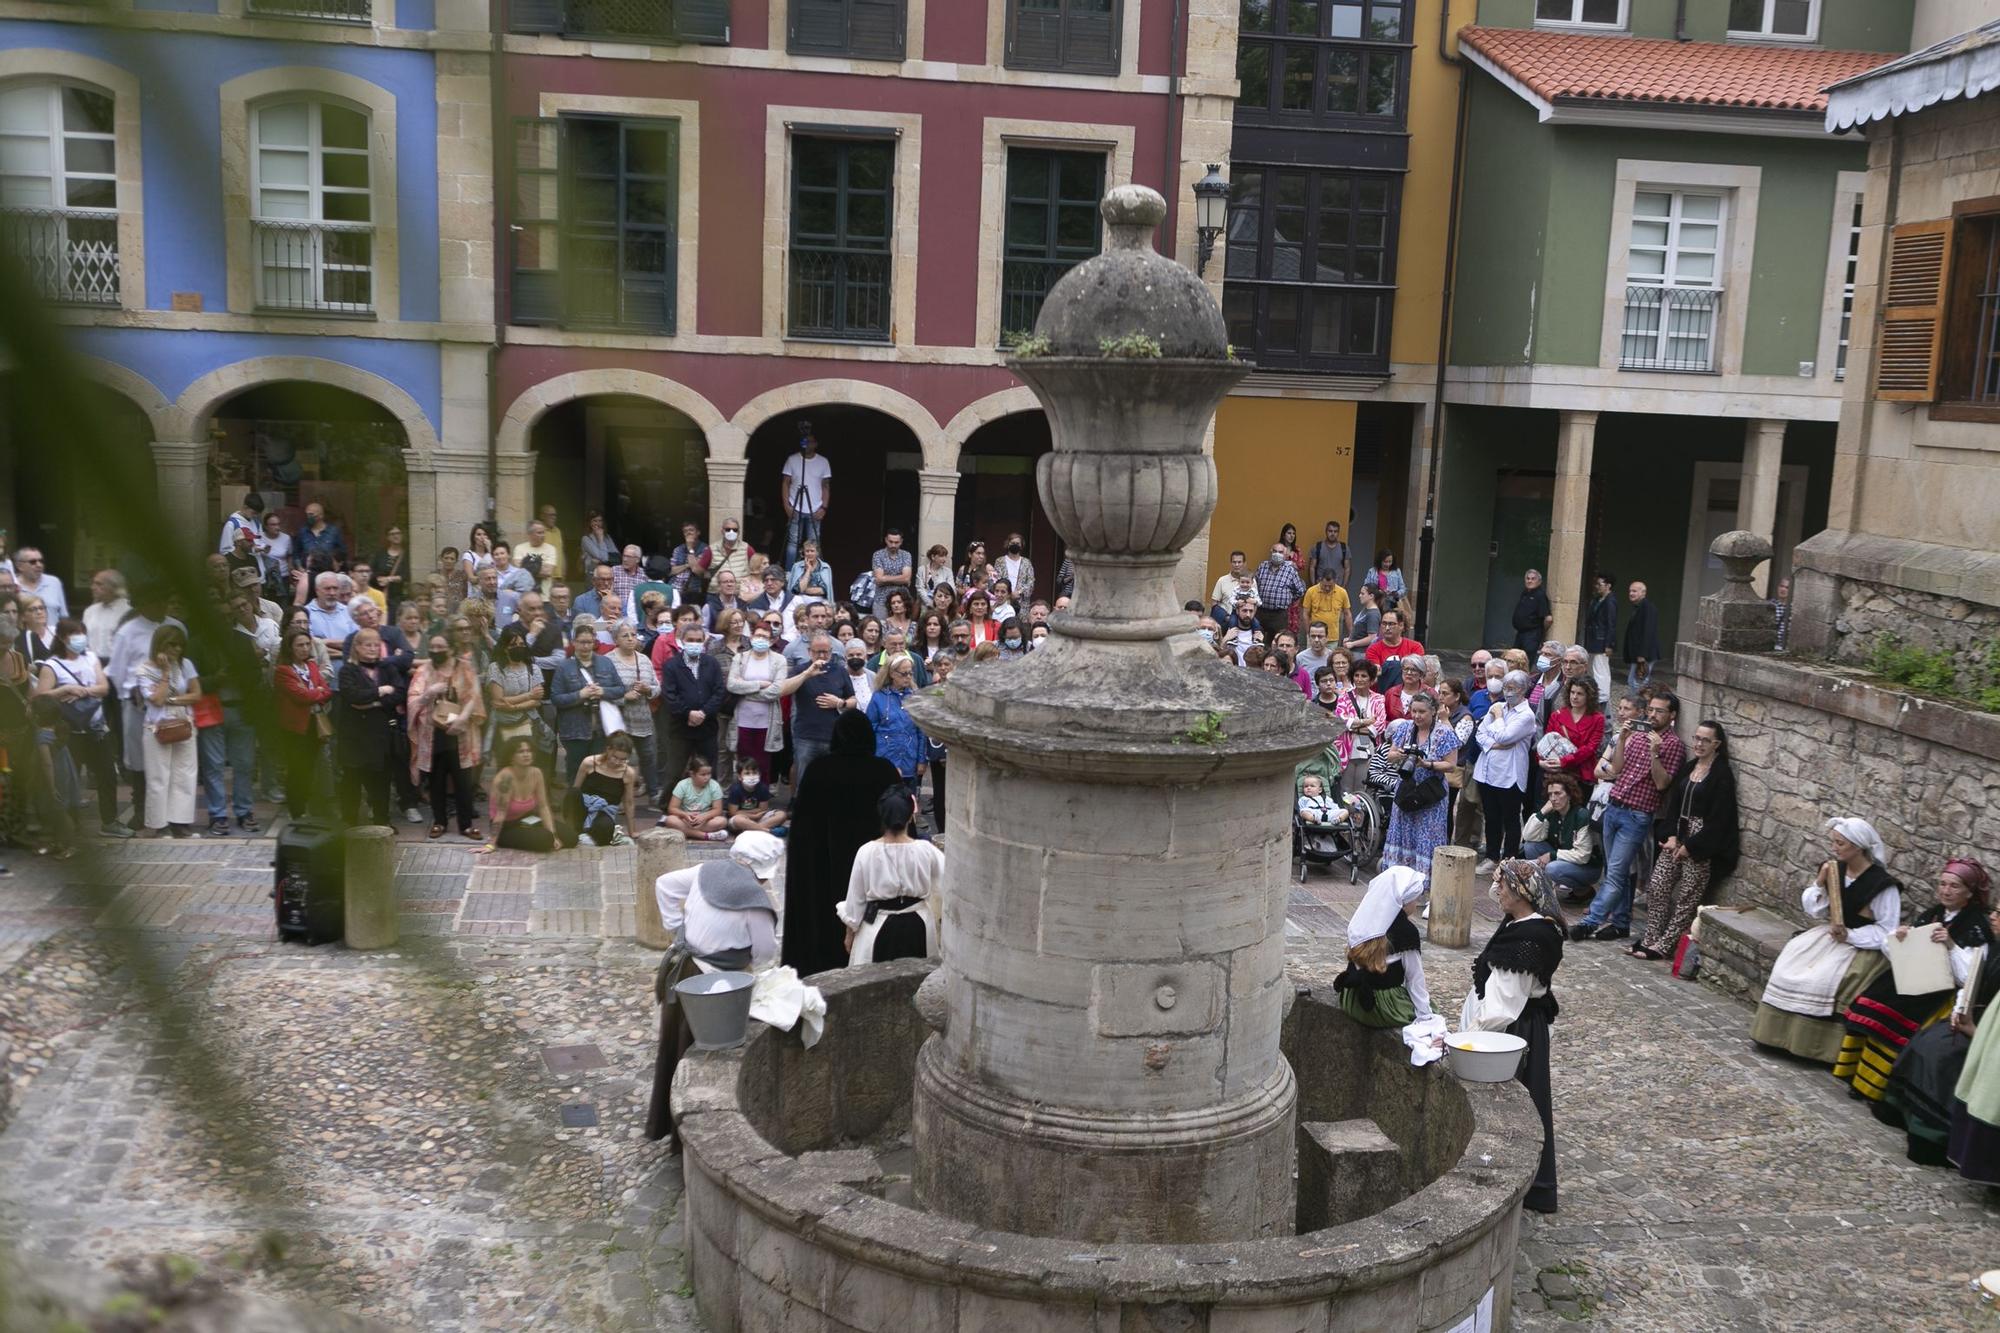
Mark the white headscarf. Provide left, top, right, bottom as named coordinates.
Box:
left=1826, top=817, right=1888, bottom=868
left=730, top=830, right=785, bottom=882
left=1347, top=867, right=1428, bottom=950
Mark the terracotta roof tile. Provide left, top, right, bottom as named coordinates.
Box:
left=1458, top=25, right=1898, bottom=114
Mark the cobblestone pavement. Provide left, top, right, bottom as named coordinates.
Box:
left=1, top=843, right=1996, bottom=1329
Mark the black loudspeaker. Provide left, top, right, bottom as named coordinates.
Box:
left=273, top=818, right=346, bottom=945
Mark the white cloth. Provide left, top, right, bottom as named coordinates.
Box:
left=1826, top=817, right=1888, bottom=868
left=781, top=452, right=833, bottom=512
left=749, top=966, right=827, bottom=1049
left=141, top=728, right=198, bottom=828
left=683, top=881, right=777, bottom=972
left=1392, top=947, right=1434, bottom=1021
left=1472, top=700, right=1537, bottom=791
left=1760, top=874, right=1901, bottom=1017
left=1348, top=866, right=1427, bottom=949
left=133, top=657, right=197, bottom=728
left=839, top=839, right=945, bottom=965
left=1402, top=1014, right=1448, bottom=1066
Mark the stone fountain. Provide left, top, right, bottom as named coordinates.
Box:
left=670, top=186, right=1540, bottom=1331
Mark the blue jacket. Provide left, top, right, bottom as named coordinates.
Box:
left=865, top=687, right=927, bottom=779
left=551, top=653, right=627, bottom=740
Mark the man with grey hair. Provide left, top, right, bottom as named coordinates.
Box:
left=784, top=601, right=835, bottom=672
left=307, top=572, right=358, bottom=664
left=1511, top=568, right=1552, bottom=657
left=775, top=631, right=854, bottom=780
left=83, top=568, right=130, bottom=661
left=343, top=595, right=413, bottom=672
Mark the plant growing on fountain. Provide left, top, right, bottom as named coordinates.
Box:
left=1097, top=332, right=1163, bottom=358
left=1002, top=329, right=1053, bottom=357
left=1175, top=711, right=1229, bottom=745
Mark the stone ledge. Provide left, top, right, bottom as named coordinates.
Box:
left=1793, top=528, right=2000, bottom=607
left=1694, top=906, right=1795, bottom=1003
left=1675, top=644, right=2000, bottom=764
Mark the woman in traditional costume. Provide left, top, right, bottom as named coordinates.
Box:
left=1838, top=858, right=1993, bottom=1101
left=1751, top=817, right=1902, bottom=1064
left=839, top=788, right=946, bottom=965
left=1333, top=867, right=1433, bottom=1028
left=780, top=710, right=904, bottom=976
left=1878, top=861, right=1998, bottom=1164
left=1950, top=875, right=2000, bottom=1184
left=1461, top=859, right=1566, bottom=1214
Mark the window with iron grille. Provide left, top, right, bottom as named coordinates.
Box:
left=1221, top=165, right=1397, bottom=374
left=788, top=136, right=893, bottom=342
left=246, top=0, right=373, bottom=24
left=1620, top=189, right=1724, bottom=372
left=253, top=99, right=374, bottom=315
left=0, top=81, right=120, bottom=307
left=508, top=0, right=730, bottom=43
left=788, top=0, right=904, bottom=59
left=999, top=148, right=1104, bottom=343
left=510, top=116, right=677, bottom=333
left=1236, top=0, right=1412, bottom=127
left=1007, top=0, right=1119, bottom=75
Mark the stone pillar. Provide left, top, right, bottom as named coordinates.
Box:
left=1736, top=419, right=1786, bottom=596
left=151, top=441, right=210, bottom=557
left=1695, top=531, right=1777, bottom=652
left=494, top=452, right=534, bottom=535
left=705, top=458, right=748, bottom=546
left=908, top=187, right=1329, bottom=1246
left=343, top=826, right=398, bottom=950
left=430, top=449, right=490, bottom=559
left=1428, top=845, right=1475, bottom=949
left=634, top=827, right=686, bottom=950
left=405, top=461, right=439, bottom=577
left=1545, top=410, right=1598, bottom=644
left=916, top=467, right=959, bottom=562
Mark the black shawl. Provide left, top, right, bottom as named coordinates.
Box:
left=1473, top=916, right=1565, bottom=999
left=780, top=710, right=905, bottom=977
left=1654, top=755, right=1741, bottom=884
left=1909, top=902, right=1996, bottom=951
left=1840, top=863, right=1901, bottom=926
left=1333, top=913, right=1422, bottom=1009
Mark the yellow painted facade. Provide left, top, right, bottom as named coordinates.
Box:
left=1209, top=397, right=1357, bottom=586
left=1389, top=0, right=1470, bottom=368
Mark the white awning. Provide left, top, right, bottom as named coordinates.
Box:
left=1824, top=19, right=2000, bottom=131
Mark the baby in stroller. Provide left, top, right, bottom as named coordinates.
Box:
left=1296, top=744, right=1384, bottom=881
left=1297, top=774, right=1349, bottom=858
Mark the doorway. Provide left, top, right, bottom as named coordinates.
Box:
left=1480, top=471, right=1555, bottom=646
left=1676, top=461, right=1808, bottom=643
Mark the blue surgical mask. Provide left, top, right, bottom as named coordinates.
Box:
left=1198, top=627, right=1215, bottom=643
left=66, top=634, right=89, bottom=655
left=1534, top=657, right=1552, bottom=673
left=751, top=636, right=771, bottom=653
left=682, top=641, right=705, bottom=658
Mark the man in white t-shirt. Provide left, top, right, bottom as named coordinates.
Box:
left=780, top=421, right=833, bottom=566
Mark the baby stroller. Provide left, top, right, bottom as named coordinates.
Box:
left=1293, top=744, right=1384, bottom=883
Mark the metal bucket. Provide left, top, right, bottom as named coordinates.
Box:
left=675, top=970, right=757, bottom=1050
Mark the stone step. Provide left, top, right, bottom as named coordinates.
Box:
left=1691, top=905, right=1798, bottom=1002
left=1297, top=1118, right=1402, bottom=1231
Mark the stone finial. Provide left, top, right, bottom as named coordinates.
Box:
left=1710, top=530, right=1774, bottom=604
left=1030, top=184, right=1230, bottom=361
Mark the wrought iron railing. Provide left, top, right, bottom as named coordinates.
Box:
left=788, top=245, right=890, bottom=341
left=509, top=0, right=729, bottom=42
left=999, top=255, right=1080, bottom=343
left=1620, top=284, right=1722, bottom=373
left=0, top=206, right=121, bottom=306
left=253, top=219, right=375, bottom=315
left=246, top=0, right=373, bottom=21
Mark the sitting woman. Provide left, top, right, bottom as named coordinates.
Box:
left=1841, top=857, right=1993, bottom=1104
left=839, top=788, right=946, bottom=965
left=724, top=756, right=788, bottom=836
left=1753, top=817, right=1902, bottom=1065
left=568, top=731, right=639, bottom=848
left=664, top=755, right=728, bottom=842
left=477, top=737, right=564, bottom=853
left=1333, top=867, right=1432, bottom=1029
left=1461, top=859, right=1567, bottom=1214
left=1880, top=883, right=2000, bottom=1165
left=1520, top=774, right=1599, bottom=902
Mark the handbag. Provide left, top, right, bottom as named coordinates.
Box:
left=312, top=709, right=334, bottom=741
left=1394, top=766, right=1447, bottom=813
left=45, top=659, right=105, bottom=735
left=1535, top=731, right=1576, bottom=763
left=153, top=716, right=194, bottom=745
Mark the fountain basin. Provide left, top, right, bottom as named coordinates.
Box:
left=671, top=961, right=1540, bottom=1331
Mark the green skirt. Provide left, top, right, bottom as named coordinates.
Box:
left=1752, top=952, right=1889, bottom=1066
left=1338, top=984, right=1416, bottom=1029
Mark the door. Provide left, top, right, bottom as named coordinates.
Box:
left=1481, top=471, right=1554, bottom=646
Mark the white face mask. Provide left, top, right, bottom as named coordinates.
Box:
left=750, top=636, right=771, bottom=653
left=723, top=529, right=739, bottom=541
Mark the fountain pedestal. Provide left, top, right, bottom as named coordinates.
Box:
left=906, top=186, right=1332, bottom=1244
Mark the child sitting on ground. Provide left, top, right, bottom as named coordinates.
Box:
left=662, top=757, right=728, bottom=841
left=725, top=758, right=788, bottom=836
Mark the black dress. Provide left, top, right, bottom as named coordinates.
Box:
left=1841, top=904, right=1994, bottom=1102
left=1880, top=946, right=2000, bottom=1164
left=336, top=659, right=406, bottom=825
left=1472, top=915, right=1565, bottom=1214
left=780, top=710, right=904, bottom=976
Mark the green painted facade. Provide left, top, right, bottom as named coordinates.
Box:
left=1447, top=75, right=1869, bottom=371
left=1473, top=0, right=1910, bottom=50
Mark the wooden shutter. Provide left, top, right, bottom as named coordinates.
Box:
left=511, top=118, right=563, bottom=327
left=508, top=0, right=566, bottom=33
left=790, top=0, right=848, bottom=51
left=1875, top=219, right=1953, bottom=401
left=672, top=0, right=729, bottom=42
left=847, top=0, right=903, bottom=57
left=1010, top=0, right=1064, bottom=67
left=1063, top=0, right=1118, bottom=72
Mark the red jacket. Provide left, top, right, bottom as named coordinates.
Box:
left=1544, top=708, right=1604, bottom=782
left=274, top=660, right=332, bottom=734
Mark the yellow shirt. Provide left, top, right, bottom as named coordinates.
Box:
left=360, top=587, right=388, bottom=615
left=1300, top=583, right=1350, bottom=636
left=517, top=540, right=563, bottom=594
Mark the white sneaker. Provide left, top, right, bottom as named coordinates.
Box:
left=403, top=807, right=423, bottom=824
left=1475, top=858, right=1496, bottom=877
left=577, top=833, right=598, bottom=848
left=707, top=830, right=729, bottom=842
left=610, top=828, right=633, bottom=847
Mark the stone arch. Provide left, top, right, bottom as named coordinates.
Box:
left=75, top=357, right=186, bottom=441
left=175, top=356, right=439, bottom=458
left=729, top=378, right=949, bottom=470
left=943, top=386, right=1041, bottom=455
left=496, top=369, right=734, bottom=459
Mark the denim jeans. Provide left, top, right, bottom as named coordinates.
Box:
left=1584, top=804, right=1652, bottom=930
left=1522, top=840, right=1602, bottom=895
left=198, top=708, right=257, bottom=820
left=791, top=736, right=829, bottom=784
left=784, top=511, right=822, bottom=568
left=562, top=734, right=602, bottom=788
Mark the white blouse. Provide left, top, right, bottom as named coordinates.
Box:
left=838, top=839, right=945, bottom=932
left=1802, top=877, right=1901, bottom=952
left=1459, top=914, right=1551, bottom=1033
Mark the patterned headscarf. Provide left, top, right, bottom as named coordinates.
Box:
left=1498, top=858, right=1564, bottom=923
left=1945, top=857, right=1992, bottom=907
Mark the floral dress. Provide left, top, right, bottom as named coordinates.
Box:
left=1380, top=718, right=1460, bottom=885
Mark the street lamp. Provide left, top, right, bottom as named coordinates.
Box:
left=1193, top=163, right=1229, bottom=277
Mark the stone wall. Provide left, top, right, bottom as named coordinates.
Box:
left=1824, top=575, right=2000, bottom=681
left=1674, top=644, right=2000, bottom=922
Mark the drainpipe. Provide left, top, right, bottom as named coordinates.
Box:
left=1162, top=0, right=1184, bottom=247
left=1413, top=0, right=1468, bottom=643
left=486, top=2, right=508, bottom=526
left=1674, top=0, right=1689, bottom=42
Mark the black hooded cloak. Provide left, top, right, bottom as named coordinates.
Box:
left=781, top=710, right=904, bottom=976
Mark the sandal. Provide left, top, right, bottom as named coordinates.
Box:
left=428, top=824, right=446, bottom=840
left=1631, top=945, right=1666, bottom=961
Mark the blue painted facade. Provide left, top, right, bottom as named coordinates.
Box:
left=0, top=16, right=447, bottom=443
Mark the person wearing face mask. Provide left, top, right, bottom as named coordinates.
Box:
left=659, top=623, right=725, bottom=800
left=34, top=616, right=124, bottom=837
left=995, top=533, right=1035, bottom=608
left=842, top=643, right=876, bottom=710
left=486, top=625, right=554, bottom=777
left=408, top=631, right=484, bottom=840
left=707, top=517, right=757, bottom=590
left=996, top=620, right=1027, bottom=661
left=1471, top=670, right=1538, bottom=871
left=726, top=623, right=785, bottom=774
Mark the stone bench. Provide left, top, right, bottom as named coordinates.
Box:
left=1298, top=1119, right=1402, bottom=1230
left=1694, top=906, right=1799, bottom=1002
